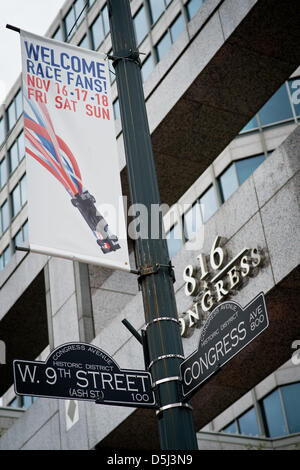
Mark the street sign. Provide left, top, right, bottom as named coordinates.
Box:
left=180, top=292, right=269, bottom=400
left=13, top=342, right=156, bottom=408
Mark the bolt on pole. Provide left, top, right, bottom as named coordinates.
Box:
left=107, top=0, right=198, bottom=450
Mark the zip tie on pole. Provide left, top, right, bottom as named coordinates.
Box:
left=145, top=317, right=179, bottom=329
left=151, top=376, right=181, bottom=389
left=135, top=262, right=176, bottom=284
left=107, top=50, right=142, bottom=68
left=156, top=402, right=193, bottom=417
left=148, top=354, right=185, bottom=370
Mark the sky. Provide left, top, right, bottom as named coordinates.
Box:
left=0, top=0, right=66, bottom=105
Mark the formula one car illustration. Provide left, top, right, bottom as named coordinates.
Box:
left=24, top=96, right=120, bottom=254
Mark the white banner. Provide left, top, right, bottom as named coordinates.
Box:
left=20, top=30, right=130, bottom=271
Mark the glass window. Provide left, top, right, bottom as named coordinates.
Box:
left=183, top=202, right=202, bottom=241
left=166, top=223, right=182, bottom=258
left=11, top=176, right=27, bottom=218
left=3, top=245, right=10, bottom=267
left=0, top=158, right=7, bottom=188
left=9, top=131, right=24, bottom=174
left=13, top=220, right=29, bottom=251
left=20, top=174, right=27, bottom=206
left=222, top=421, right=238, bottom=434
left=14, top=228, right=23, bottom=250
left=240, top=115, right=259, bottom=133
left=281, top=383, right=300, bottom=434
left=108, top=49, right=116, bottom=84
left=186, top=0, right=204, bottom=21
left=74, top=0, right=85, bottom=21
left=102, top=5, right=109, bottom=36
left=12, top=184, right=21, bottom=217
left=235, top=154, right=265, bottom=186
left=170, top=14, right=184, bottom=43
left=149, top=0, right=165, bottom=24
left=8, top=397, right=19, bottom=408
left=288, top=78, right=300, bottom=117
left=7, top=100, right=16, bottom=130
left=218, top=164, right=238, bottom=202
left=22, top=396, right=33, bottom=409
left=259, top=84, right=293, bottom=126
left=156, top=32, right=171, bottom=61
left=18, top=130, right=25, bottom=160
left=53, top=27, right=63, bottom=42
left=238, top=407, right=259, bottom=436
left=64, top=7, right=75, bottom=38
left=22, top=219, right=28, bottom=241
left=79, top=34, right=89, bottom=49
left=15, top=90, right=23, bottom=120
left=141, top=54, right=154, bottom=82
left=261, top=389, right=287, bottom=438
left=7, top=90, right=22, bottom=131
left=91, top=15, right=104, bottom=50
left=200, top=185, right=218, bottom=222
left=134, top=6, right=148, bottom=45
left=0, top=117, right=5, bottom=145
left=9, top=141, right=19, bottom=173
left=0, top=200, right=9, bottom=234
left=113, top=99, right=120, bottom=120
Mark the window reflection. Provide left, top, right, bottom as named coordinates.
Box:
left=148, top=0, right=165, bottom=24
left=79, top=35, right=89, bottom=49
left=288, top=78, right=300, bottom=117
left=186, top=0, right=204, bottom=21
left=0, top=200, right=9, bottom=235
left=235, top=154, right=265, bottom=185
left=91, top=15, right=104, bottom=50
left=218, top=164, right=238, bottom=202
left=0, top=118, right=5, bottom=146
left=199, top=185, right=218, bottom=223
left=141, top=55, right=154, bottom=82
left=183, top=202, right=202, bottom=241
left=156, top=32, right=171, bottom=61
left=218, top=154, right=265, bottom=202
left=280, top=382, right=300, bottom=434
left=166, top=223, right=182, bottom=258
left=0, top=158, right=7, bottom=189
left=259, top=84, right=293, bottom=126
left=261, top=389, right=287, bottom=438
left=0, top=245, right=11, bottom=271
left=170, top=14, right=184, bottom=42
left=238, top=407, right=259, bottom=436
left=113, top=99, right=120, bottom=120
left=222, top=421, right=238, bottom=434
left=240, top=115, right=258, bottom=133
left=134, top=6, right=148, bottom=45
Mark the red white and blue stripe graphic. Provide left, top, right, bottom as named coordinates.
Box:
left=24, top=98, right=106, bottom=243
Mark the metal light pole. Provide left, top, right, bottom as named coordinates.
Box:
left=107, top=0, right=198, bottom=450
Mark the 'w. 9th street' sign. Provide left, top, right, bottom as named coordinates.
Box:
left=13, top=342, right=156, bottom=408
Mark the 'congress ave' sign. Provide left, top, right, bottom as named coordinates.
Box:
left=180, top=292, right=269, bottom=400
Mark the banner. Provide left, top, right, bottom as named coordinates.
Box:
left=20, top=30, right=130, bottom=271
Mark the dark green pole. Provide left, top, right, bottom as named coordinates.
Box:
left=107, top=0, right=198, bottom=450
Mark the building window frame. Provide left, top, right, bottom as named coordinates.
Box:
left=11, top=174, right=27, bottom=219
left=7, top=89, right=23, bottom=132
left=155, top=12, right=185, bottom=62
